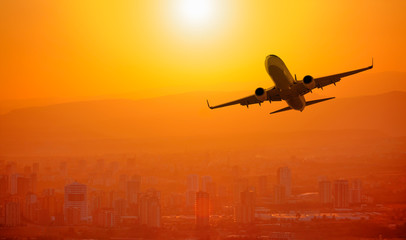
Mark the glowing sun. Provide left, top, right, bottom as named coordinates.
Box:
left=175, top=0, right=217, bottom=29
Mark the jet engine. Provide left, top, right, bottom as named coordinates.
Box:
left=255, top=87, right=267, bottom=101
left=303, top=75, right=316, bottom=89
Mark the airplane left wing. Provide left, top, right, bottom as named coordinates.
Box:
left=207, top=87, right=282, bottom=109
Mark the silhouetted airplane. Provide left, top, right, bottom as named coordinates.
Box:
left=207, top=55, right=373, bottom=114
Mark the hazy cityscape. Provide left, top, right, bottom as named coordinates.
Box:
left=0, top=150, right=405, bottom=240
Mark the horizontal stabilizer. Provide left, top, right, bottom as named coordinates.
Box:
left=305, top=97, right=335, bottom=106
left=270, top=106, right=292, bottom=114
left=269, top=97, right=335, bottom=115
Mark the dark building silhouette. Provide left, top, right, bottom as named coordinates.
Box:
left=277, top=167, right=291, bottom=198
left=333, top=180, right=350, bottom=208
left=138, top=189, right=161, bottom=228
left=235, top=190, right=255, bottom=224
left=319, top=180, right=332, bottom=205
left=64, top=182, right=88, bottom=223
left=195, top=191, right=210, bottom=228
left=274, top=184, right=286, bottom=204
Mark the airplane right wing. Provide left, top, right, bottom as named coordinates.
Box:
left=295, top=59, right=373, bottom=95
left=207, top=87, right=282, bottom=109
left=313, top=61, right=373, bottom=89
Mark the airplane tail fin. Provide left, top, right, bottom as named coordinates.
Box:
left=269, top=97, right=335, bottom=115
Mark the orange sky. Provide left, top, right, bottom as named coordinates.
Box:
left=1, top=0, right=406, bottom=101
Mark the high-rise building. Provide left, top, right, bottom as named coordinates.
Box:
left=277, top=167, right=291, bottom=197
left=39, top=189, right=58, bottom=225
left=258, top=175, right=268, bottom=197
left=127, top=179, right=141, bottom=204
left=186, top=190, right=197, bottom=207
left=66, top=207, right=81, bottom=225
left=138, top=189, right=161, bottom=228
left=17, top=176, right=30, bottom=196
left=195, top=191, right=210, bottom=228
left=64, top=182, right=88, bottom=223
left=6, top=162, right=16, bottom=175
left=235, top=190, right=255, bottom=224
left=119, top=174, right=129, bottom=192
left=333, top=180, right=350, bottom=208
left=350, top=179, right=362, bottom=204
left=0, top=175, right=8, bottom=197
left=9, top=173, right=21, bottom=195
left=5, top=199, right=21, bottom=226
left=201, top=176, right=213, bottom=192
left=273, top=185, right=286, bottom=204
left=233, top=178, right=248, bottom=204
left=24, top=193, right=38, bottom=222
left=319, top=180, right=332, bottom=204
left=186, top=174, right=199, bottom=207
left=30, top=173, right=38, bottom=193
left=113, top=198, right=127, bottom=218
left=94, top=208, right=115, bottom=227
left=187, top=174, right=199, bottom=192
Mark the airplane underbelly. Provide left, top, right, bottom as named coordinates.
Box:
left=286, top=96, right=305, bottom=111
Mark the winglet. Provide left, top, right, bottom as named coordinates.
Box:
left=206, top=100, right=214, bottom=109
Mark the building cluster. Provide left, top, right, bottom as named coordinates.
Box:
left=319, top=178, right=362, bottom=208
left=0, top=162, right=161, bottom=228
left=0, top=160, right=365, bottom=229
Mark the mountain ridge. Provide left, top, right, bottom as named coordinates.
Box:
left=0, top=91, right=405, bottom=156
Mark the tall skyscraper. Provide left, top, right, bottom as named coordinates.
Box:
left=258, top=175, right=268, bottom=197
left=195, top=191, right=210, bottom=228
left=350, top=179, right=362, bottom=204
left=235, top=190, right=255, bottom=224
left=201, top=176, right=213, bottom=192
left=273, top=184, right=286, bottom=204
left=94, top=208, right=115, bottom=227
left=186, top=174, right=199, bottom=207
left=277, top=167, right=291, bottom=197
left=333, top=180, right=350, bottom=208
left=113, top=198, right=127, bottom=217
left=0, top=175, right=8, bottom=198
left=24, top=193, right=38, bottom=222
left=5, top=199, right=21, bottom=226
left=119, top=174, right=129, bottom=192
left=138, top=189, right=161, bottom=228
left=127, top=178, right=141, bottom=204
left=64, top=182, right=88, bottom=223
left=30, top=173, right=38, bottom=193
left=233, top=178, right=248, bottom=204
left=187, top=174, right=199, bottom=192
left=319, top=180, right=332, bottom=204
left=39, top=188, right=58, bottom=225
left=9, top=173, right=21, bottom=195
left=17, top=176, right=30, bottom=196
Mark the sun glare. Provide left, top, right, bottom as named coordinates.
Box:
left=176, top=0, right=216, bottom=28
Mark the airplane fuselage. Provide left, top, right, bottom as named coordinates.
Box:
left=265, top=55, right=306, bottom=111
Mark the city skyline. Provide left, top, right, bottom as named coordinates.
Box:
left=1, top=0, right=405, bottom=239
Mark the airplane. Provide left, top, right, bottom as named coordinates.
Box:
left=207, top=55, right=373, bottom=114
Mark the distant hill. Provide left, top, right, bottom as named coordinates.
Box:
left=0, top=91, right=405, bottom=156
left=1, top=71, right=406, bottom=115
